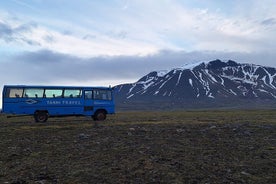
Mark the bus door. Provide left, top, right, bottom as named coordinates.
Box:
left=83, top=90, right=94, bottom=116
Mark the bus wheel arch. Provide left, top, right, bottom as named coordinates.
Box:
left=34, top=111, right=49, bottom=122
left=93, top=109, right=107, bottom=121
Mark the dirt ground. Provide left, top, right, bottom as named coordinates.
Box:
left=0, top=110, right=275, bottom=183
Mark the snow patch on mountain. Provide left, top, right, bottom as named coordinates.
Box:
left=156, top=70, right=169, bottom=77
left=180, top=61, right=205, bottom=70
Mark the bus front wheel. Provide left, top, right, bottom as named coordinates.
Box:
left=93, top=110, right=106, bottom=121
left=34, top=111, right=49, bottom=122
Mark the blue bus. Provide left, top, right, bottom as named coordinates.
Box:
left=2, top=85, right=115, bottom=122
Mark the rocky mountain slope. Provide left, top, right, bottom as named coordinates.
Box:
left=115, top=60, right=276, bottom=109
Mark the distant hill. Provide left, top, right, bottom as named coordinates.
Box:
left=114, top=59, right=276, bottom=110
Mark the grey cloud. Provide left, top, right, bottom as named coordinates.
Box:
left=15, top=22, right=37, bottom=32
left=0, top=23, right=13, bottom=42
left=17, top=50, right=77, bottom=64
left=82, top=31, right=128, bottom=41
left=43, top=35, right=55, bottom=43
left=21, top=38, right=41, bottom=46
left=0, top=22, right=36, bottom=36
left=63, top=30, right=73, bottom=36
left=0, top=22, right=38, bottom=45
left=0, top=22, right=12, bottom=35
left=261, top=18, right=276, bottom=26
left=82, top=34, right=97, bottom=40
left=1, top=49, right=276, bottom=88
left=107, top=30, right=128, bottom=39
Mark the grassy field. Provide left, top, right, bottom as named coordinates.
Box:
left=0, top=110, right=275, bottom=183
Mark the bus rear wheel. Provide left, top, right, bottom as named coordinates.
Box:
left=34, top=111, right=49, bottom=122
left=93, top=110, right=106, bottom=121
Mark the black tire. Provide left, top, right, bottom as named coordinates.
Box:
left=93, top=110, right=106, bottom=121
left=34, top=111, right=48, bottom=122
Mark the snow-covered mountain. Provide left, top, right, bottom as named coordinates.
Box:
left=115, top=60, right=276, bottom=109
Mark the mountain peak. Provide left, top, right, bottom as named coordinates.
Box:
left=227, top=60, right=239, bottom=66
left=206, top=59, right=239, bottom=70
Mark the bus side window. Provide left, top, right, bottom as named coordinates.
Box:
left=23, top=88, right=44, bottom=98
left=44, top=89, right=63, bottom=98
left=93, top=90, right=112, bottom=100
left=64, top=89, right=82, bottom=98
left=6, top=88, right=23, bottom=98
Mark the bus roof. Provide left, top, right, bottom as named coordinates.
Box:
left=3, top=85, right=113, bottom=90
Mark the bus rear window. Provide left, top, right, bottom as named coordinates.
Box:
left=5, top=88, right=23, bottom=98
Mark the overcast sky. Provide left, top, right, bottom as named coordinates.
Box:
left=1, top=0, right=276, bottom=94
